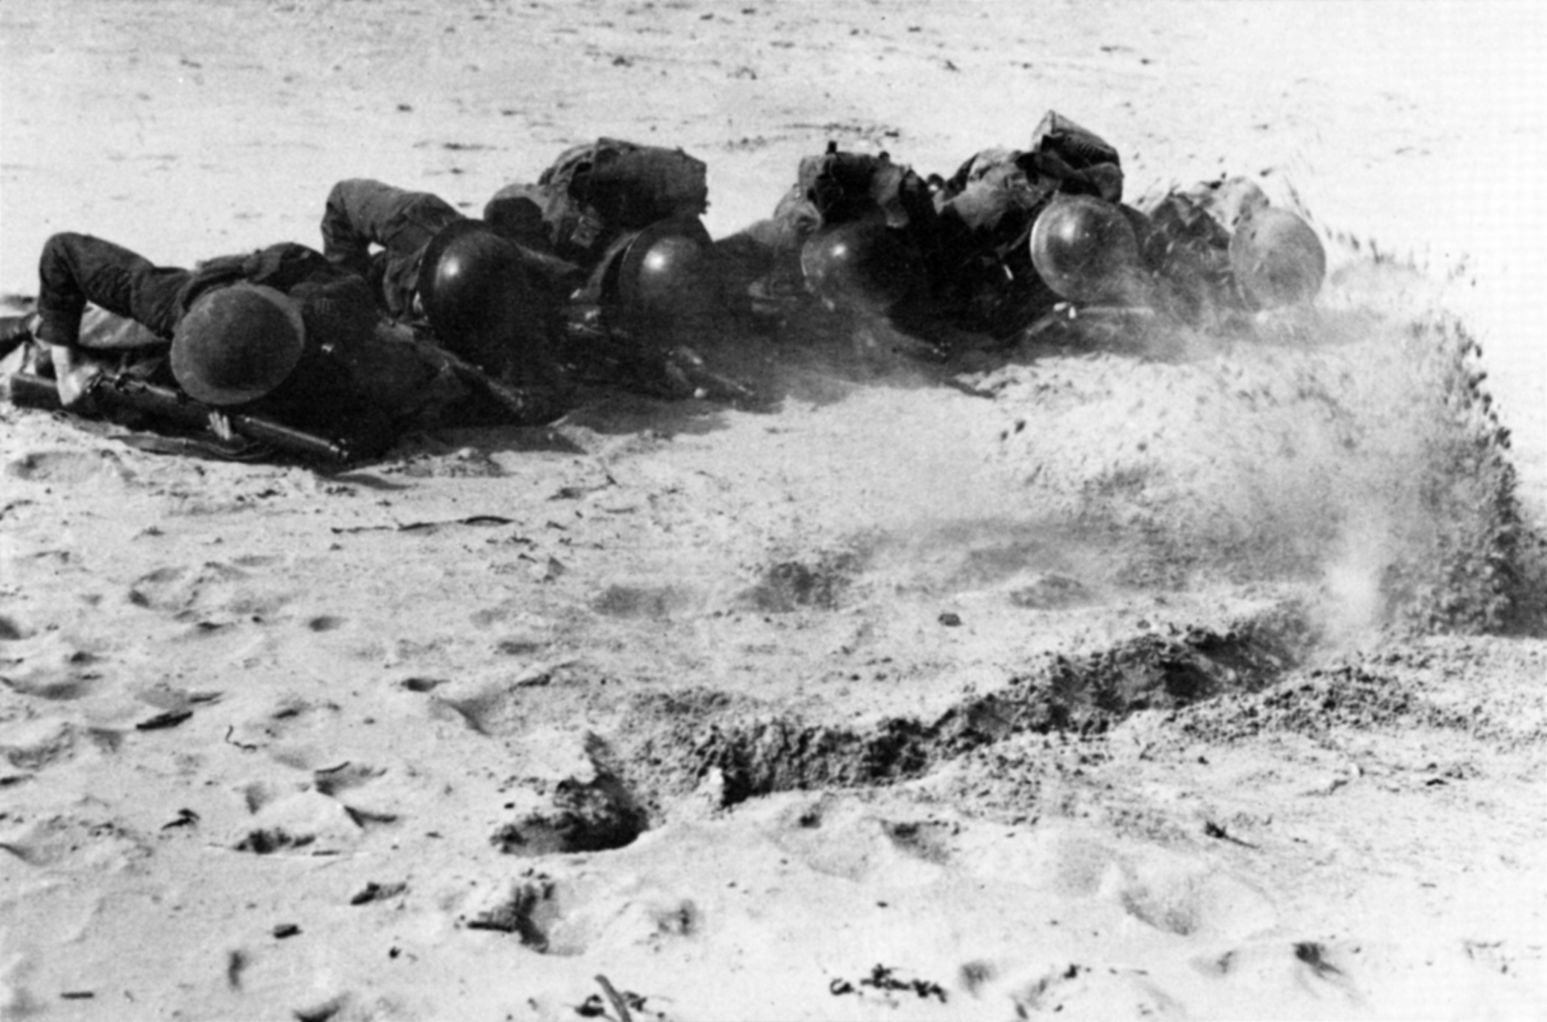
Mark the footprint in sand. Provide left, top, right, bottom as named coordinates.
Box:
left=126, top=566, right=188, bottom=606
left=312, top=761, right=385, bottom=796
left=1008, top=573, right=1095, bottom=610
left=0, top=719, right=85, bottom=772
left=1, top=671, right=102, bottom=702
left=0, top=630, right=110, bottom=701
left=5, top=449, right=134, bottom=485
left=1109, top=861, right=1278, bottom=940
left=224, top=696, right=343, bottom=759
left=464, top=875, right=702, bottom=958
left=592, top=583, right=694, bottom=619
left=0, top=814, right=149, bottom=871
left=1192, top=939, right=1365, bottom=1009
left=230, top=790, right=364, bottom=856
left=127, top=561, right=293, bottom=620
left=771, top=797, right=955, bottom=883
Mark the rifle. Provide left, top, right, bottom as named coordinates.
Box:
left=415, top=341, right=570, bottom=426
left=559, top=308, right=764, bottom=407
left=6, top=370, right=360, bottom=464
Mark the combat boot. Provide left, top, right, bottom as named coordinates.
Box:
left=0, top=312, right=36, bottom=357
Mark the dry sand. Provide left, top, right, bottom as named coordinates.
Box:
left=2, top=2, right=1545, bottom=1019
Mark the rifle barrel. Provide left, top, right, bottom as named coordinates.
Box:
left=7, top=370, right=355, bottom=463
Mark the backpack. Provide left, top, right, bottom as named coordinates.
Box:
left=499, top=138, right=709, bottom=268
left=935, top=148, right=1050, bottom=264
left=771, top=143, right=939, bottom=243
left=755, top=143, right=941, bottom=305
left=1024, top=110, right=1124, bottom=201
left=928, top=113, right=1127, bottom=335
left=935, top=112, right=1124, bottom=252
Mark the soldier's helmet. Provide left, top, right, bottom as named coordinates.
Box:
left=418, top=220, right=540, bottom=375
left=1029, top=194, right=1146, bottom=304
left=610, top=218, right=723, bottom=339
left=1228, top=207, right=1325, bottom=308
left=171, top=283, right=306, bottom=406
left=799, top=220, right=924, bottom=316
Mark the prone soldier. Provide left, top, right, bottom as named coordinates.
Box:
left=2, top=232, right=556, bottom=462
left=1133, top=175, right=1326, bottom=321
left=482, top=137, right=728, bottom=349
left=712, top=140, right=950, bottom=367
left=940, top=115, right=1326, bottom=340
left=324, top=139, right=754, bottom=403
left=484, top=138, right=755, bottom=400
left=320, top=177, right=571, bottom=394
left=720, top=111, right=1326, bottom=364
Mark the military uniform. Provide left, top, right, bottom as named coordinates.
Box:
left=319, top=180, right=466, bottom=322
left=726, top=112, right=1320, bottom=359
left=322, top=145, right=755, bottom=404
left=483, top=139, right=754, bottom=400
left=17, top=232, right=537, bottom=457
left=35, top=234, right=384, bottom=424
left=318, top=179, right=576, bottom=384
left=483, top=138, right=711, bottom=275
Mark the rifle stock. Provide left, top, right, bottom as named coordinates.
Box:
left=6, top=370, right=358, bottom=464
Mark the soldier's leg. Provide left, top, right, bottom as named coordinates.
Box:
left=36, top=233, right=189, bottom=347
left=321, top=179, right=463, bottom=270
left=33, top=233, right=192, bottom=405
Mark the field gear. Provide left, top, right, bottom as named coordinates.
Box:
left=170, top=283, right=306, bottom=406
left=10, top=368, right=364, bottom=462
left=925, top=112, right=1128, bottom=335
left=729, top=143, right=938, bottom=331
left=791, top=143, right=938, bottom=233
left=799, top=220, right=925, bottom=316
left=1024, top=110, right=1124, bottom=203
left=1029, top=194, right=1145, bottom=304
left=932, top=149, right=1056, bottom=336
left=1136, top=184, right=1245, bottom=323
left=18, top=232, right=552, bottom=461
left=487, top=139, right=709, bottom=270
left=1229, top=207, right=1326, bottom=308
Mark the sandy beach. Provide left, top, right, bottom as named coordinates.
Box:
left=2, top=2, right=1545, bottom=1019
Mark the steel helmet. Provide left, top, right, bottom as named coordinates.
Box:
left=170, top=283, right=306, bottom=406
left=417, top=220, right=541, bottom=375
left=609, top=218, right=723, bottom=339
left=1229, top=207, right=1325, bottom=308
left=1028, top=193, right=1145, bottom=304
left=798, top=220, right=923, bottom=315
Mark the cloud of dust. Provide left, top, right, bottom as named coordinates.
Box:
left=726, top=199, right=1535, bottom=644
left=1319, top=511, right=1398, bottom=650
left=977, top=251, right=1531, bottom=638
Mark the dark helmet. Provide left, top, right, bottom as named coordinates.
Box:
left=417, top=219, right=541, bottom=374
left=609, top=218, right=723, bottom=337
left=799, top=220, right=924, bottom=315
left=170, top=283, right=306, bottom=406
left=1229, top=207, right=1326, bottom=308
left=1029, top=193, right=1146, bottom=304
